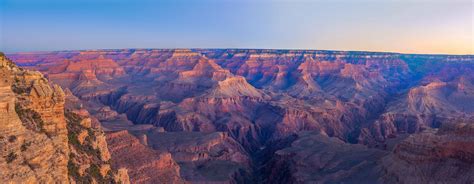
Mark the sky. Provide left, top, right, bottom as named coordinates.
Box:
left=0, top=0, right=473, bottom=54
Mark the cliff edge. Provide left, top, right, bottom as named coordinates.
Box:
left=0, top=52, right=129, bottom=183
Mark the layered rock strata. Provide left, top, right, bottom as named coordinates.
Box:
left=8, top=49, right=474, bottom=183
left=0, top=53, right=129, bottom=183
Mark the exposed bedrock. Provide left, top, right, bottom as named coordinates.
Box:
left=0, top=53, right=128, bottom=183
left=8, top=49, right=474, bottom=183
left=381, top=122, right=474, bottom=183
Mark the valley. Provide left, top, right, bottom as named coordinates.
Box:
left=6, top=49, right=474, bottom=183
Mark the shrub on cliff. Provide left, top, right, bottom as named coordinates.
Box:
left=65, top=111, right=117, bottom=183
left=15, top=103, right=48, bottom=136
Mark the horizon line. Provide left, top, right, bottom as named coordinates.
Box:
left=3, top=47, right=474, bottom=56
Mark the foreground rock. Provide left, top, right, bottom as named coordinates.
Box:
left=0, top=53, right=129, bottom=183
left=0, top=52, right=69, bottom=183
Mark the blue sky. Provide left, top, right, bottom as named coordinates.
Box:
left=1, top=0, right=472, bottom=54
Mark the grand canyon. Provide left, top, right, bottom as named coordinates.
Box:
left=1, top=49, right=473, bottom=183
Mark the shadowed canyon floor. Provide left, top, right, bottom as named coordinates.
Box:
left=5, top=49, right=474, bottom=183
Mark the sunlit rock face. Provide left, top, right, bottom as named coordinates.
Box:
left=0, top=53, right=128, bottom=183
left=8, top=49, right=474, bottom=183
left=0, top=53, right=70, bottom=183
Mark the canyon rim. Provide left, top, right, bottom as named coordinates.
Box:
left=1, top=49, right=473, bottom=183
left=1, top=0, right=473, bottom=183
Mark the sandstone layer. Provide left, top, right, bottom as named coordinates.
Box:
left=7, top=49, right=474, bottom=183
left=0, top=53, right=129, bottom=183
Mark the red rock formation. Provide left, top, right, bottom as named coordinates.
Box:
left=7, top=49, right=474, bottom=183
left=263, top=131, right=387, bottom=183
left=106, top=130, right=185, bottom=183
left=9, top=50, right=473, bottom=142
left=0, top=53, right=128, bottom=183
left=127, top=130, right=251, bottom=183
left=381, top=122, right=474, bottom=183
left=362, top=74, right=474, bottom=144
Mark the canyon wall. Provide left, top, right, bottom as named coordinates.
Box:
left=7, top=49, right=474, bottom=183
left=0, top=53, right=129, bottom=183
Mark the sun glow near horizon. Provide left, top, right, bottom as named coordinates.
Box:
left=1, top=0, right=473, bottom=55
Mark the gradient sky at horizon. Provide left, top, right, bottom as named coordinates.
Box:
left=0, top=0, right=472, bottom=54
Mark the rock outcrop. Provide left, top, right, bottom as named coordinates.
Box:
left=0, top=53, right=129, bottom=183
left=106, top=130, right=185, bottom=184
left=7, top=49, right=474, bottom=183
left=263, top=131, right=387, bottom=183
left=129, top=129, right=252, bottom=183
left=263, top=126, right=474, bottom=183
left=381, top=122, right=474, bottom=183
left=0, top=52, right=70, bottom=183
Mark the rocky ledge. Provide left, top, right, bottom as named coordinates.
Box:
left=0, top=53, right=129, bottom=183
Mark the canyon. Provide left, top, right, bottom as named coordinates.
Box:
left=3, top=49, right=474, bottom=183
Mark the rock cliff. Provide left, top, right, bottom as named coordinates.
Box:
left=7, top=49, right=474, bottom=183
left=106, top=130, right=184, bottom=183
left=381, top=122, right=474, bottom=183
left=0, top=53, right=129, bottom=183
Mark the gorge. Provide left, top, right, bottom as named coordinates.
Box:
left=2, top=49, right=474, bottom=183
